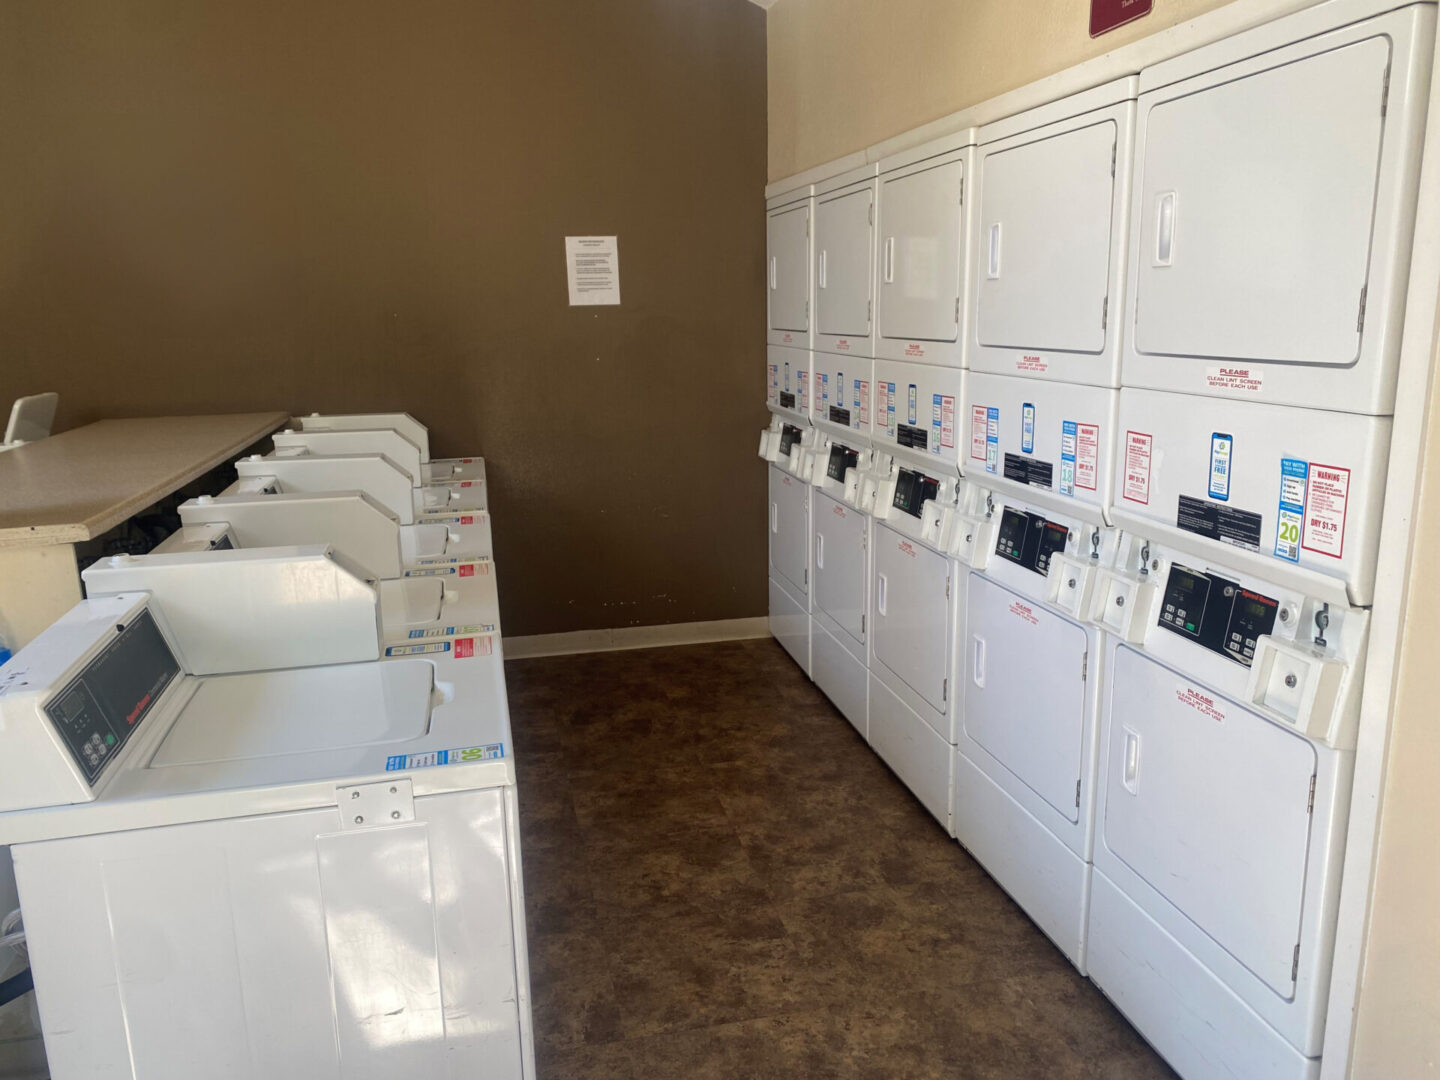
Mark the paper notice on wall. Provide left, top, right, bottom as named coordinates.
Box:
left=565, top=236, right=621, bottom=305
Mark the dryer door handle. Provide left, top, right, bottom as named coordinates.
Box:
left=882, top=237, right=896, bottom=284
left=818, top=249, right=827, bottom=289
left=770, top=255, right=778, bottom=290
left=987, top=223, right=1002, bottom=279
left=815, top=531, right=824, bottom=569
left=770, top=502, right=779, bottom=534
left=876, top=572, right=887, bottom=616
left=1121, top=727, right=1141, bottom=795
left=972, top=635, right=986, bottom=689
left=1154, top=192, right=1177, bottom=267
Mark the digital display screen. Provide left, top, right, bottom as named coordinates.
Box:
left=44, top=610, right=179, bottom=784
left=995, top=508, right=1029, bottom=565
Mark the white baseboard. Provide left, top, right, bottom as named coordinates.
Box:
left=504, top=616, right=769, bottom=660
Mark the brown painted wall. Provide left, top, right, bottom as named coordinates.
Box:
left=0, top=0, right=769, bottom=637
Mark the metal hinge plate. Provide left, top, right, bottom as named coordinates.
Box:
left=1111, top=143, right=1117, bottom=177
left=1101, top=296, right=1109, bottom=331
left=1081, top=652, right=1088, bottom=681
left=1382, top=65, right=1391, bottom=116
left=1357, top=286, right=1368, bottom=333
left=1307, top=774, right=1316, bottom=814
left=1076, top=779, right=1081, bottom=808
left=338, top=778, right=415, bottom=830
left=1292, top=943, right=1301, bottom=982
left=943, top=677, right=948, bottom=703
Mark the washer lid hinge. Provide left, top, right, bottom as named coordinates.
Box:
left=338, top=778, right=415, bottom=830
left=1292, top=943, right=1302, bottom=982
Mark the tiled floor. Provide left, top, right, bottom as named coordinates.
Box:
left=506, top=638, right=1176, bottom=1080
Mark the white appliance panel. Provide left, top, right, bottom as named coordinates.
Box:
left=872, top=357, right=966, bottom=472
left=872, top=524, right=951, bottom=719
left=813, top=492, right=867, bottom=649
left=878, top=158, right=965, bottom=354
left=769, top=464, right=810, bottom=598
left=812, top=352, right=873, bottom=441
left=815, top=184, right=875, bottom=343
left=768, top=202, right=811, bottom=343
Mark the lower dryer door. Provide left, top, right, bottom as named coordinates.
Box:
left=872, top=523, right=951, bottom=720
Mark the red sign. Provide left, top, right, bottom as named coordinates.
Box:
left=1091, top=0, right=1152, bottom=36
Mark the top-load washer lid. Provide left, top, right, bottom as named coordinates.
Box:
left=152, top=661, right=434, bottom=766
left=378, top=578, right=446, bottom=627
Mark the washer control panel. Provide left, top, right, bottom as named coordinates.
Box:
left=994, top=507, right=1071, bottom=577
left=778, top=423, right=803, bottom=457
left=43, top=610, right=179, bottom=783
left=1158, top=564, right=1278, bottom=667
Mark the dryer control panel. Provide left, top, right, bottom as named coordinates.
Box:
left=995, top=507, right=1071, bottom=577
left=1158, top=564, right=1278, bottom=667
left=893, top=468, right=939, bottom=518
left=827, top=444, right=859, bottom=482
left=778, top=424, right=803, bottom=457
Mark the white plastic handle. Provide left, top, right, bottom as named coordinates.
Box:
left=770, top=502, right=779, bottom=533
left=815, top=531, right=825, bottom=569
left=819, top=249, right=827, bottom=289
left=1121, top=727, right=1141, bottom=794
left=770, top=255, right=778, bottom=290
left=987, top=223, right=1002, bottom=279
left=1154, top=192, right=1176, bottom=267
left=876, top=572, right=888, bottom=616
left=972, top=635, right=986, bottom=688
left=883, top=237, right=896, bottom=284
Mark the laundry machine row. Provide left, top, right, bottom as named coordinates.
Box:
left=759, top=2, right=1435, bottom=1079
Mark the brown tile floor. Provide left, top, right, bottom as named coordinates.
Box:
left=506, top=638, right=1177, bottom=1080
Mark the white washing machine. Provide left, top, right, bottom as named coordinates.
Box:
left=813, top=165, right=879, bottom=360
left=807, top=354, right=880, bottom=738
left=85, top=546, right=501, bottom=651
left=969, top=77, right=1136, bottom=386
left=156, top=491, right=493, bottom=576
left=767, top=184, right=813, bottom=351
left=1120, top=0, right=1434, bottom=415
left=875, top=130, right=977, bottom=368
left=0, top=587, right=530, bottom=1080
left=1086, top=532, right=1368, bottom=1080
left=292, top=411, right=485, bottom=484
left=230, top=451, right=486, bottom=522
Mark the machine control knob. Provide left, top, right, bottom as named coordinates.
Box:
left=1115, top=596, right=1126, bottom=608
left=1285, top=674, right=1298, bottom=689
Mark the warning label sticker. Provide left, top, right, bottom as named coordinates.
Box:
left=1302, top=464, right=1350, bottom=559
left=937, top=394, right=955, bottom=449
left=971, top=406, right=988, bottom=461
left=1075, top=423, right=1099, bottom=491
left=857, top=379, right=870, bottom=425
left=1205, top=366, right=1265, bottom=394
left=1017, top=354, right=1049, bottom=374
left=1122, top=431, right=1152, bottom=504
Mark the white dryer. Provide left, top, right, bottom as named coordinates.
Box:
left=1120, top=0, right=1434, bottom=415
left=0, top=590, right=530, bottom=1080
left=807, top=349, right=881, bottom=738
left=955, top=376, right=1120, bottom=971
left=875, top=130, right=977, bottom=368
left=969, top=77, right=1137, bottom=387
left=813, top=165, right=879, bottom=360
left=767, top=184, right=813, bottom=352
left=759, top=414, right=819, bottom=675
left=231, top=452, right=486, bottom=521
left=1086, top=533, right=1368, bottom=1080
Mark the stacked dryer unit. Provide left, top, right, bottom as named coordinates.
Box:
left=951, top=78, right=1137, bottom=971
left=760, top=183, right=818, bottom=674
left=864, top=131, right=977, bottom=830
left=807, top=165, right=881, bottom=737
left=1082, top=2, right=1435, bottom=1078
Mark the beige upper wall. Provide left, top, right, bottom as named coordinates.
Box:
left=767, top=0, right=1237, bottom=180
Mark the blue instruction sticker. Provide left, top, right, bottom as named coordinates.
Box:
left=1022, top=403, right=1036, bottom=454
left=985, top=407, right=1000, bottom=475
left=818, top=372, right=829, bottom=407
left=1209, top=433, right=1233, bottom=501
left=907, top=384, right=918, bottom=426
left=931, top=394, right=944, bottom=455
left=386, top=744, right=505, bottom=771
left=783, top=360, right=791, bottom=392
left=887, top=382, right=897, bottom=436
left=1059, top=420, right=1077, bottom=497
left=1275, top=457, right=1307, bottom=562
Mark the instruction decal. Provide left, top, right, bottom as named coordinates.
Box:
left=1075, top=423, right=1099, bottom=491
left=1177, top=495, right=1262, bottom=552
left=1205, top=366, right=1264, bottom=394
left=1122, top=431, right=1152, bottom=504
left=1274, top=458, right=1307, bottom=563
left=1021, top=403, right=1036, bottom=454
left=1059, top=421, right=1077, bottom=497
left=932, top=394, right=955, bottom=449
left=857, top=379, right=870, bottom=426
left=1302, top=464, right=1350, bottom=559
left=971, top=406, right=988, bottom=461
left=386, top=744, right=505, bottom=771
left=986, top=407, right=1000, bottom=475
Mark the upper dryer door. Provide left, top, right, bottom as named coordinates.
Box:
left=815, top=181, right=877, bottom=356
left=768, top=200, right=812, bottom=347
left=1125, top=4, right=1433, bottom=415
left=877, top=151, right=968, bottom=366
left=974, top=109, right=1130, bottom=387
